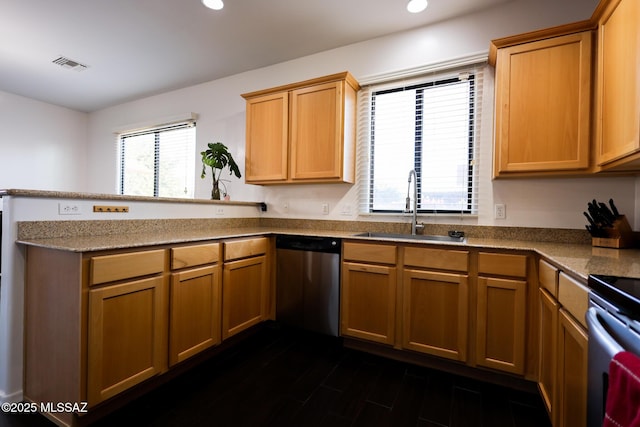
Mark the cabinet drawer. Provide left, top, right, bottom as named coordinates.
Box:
left=404, top=247, right=469, bottom=272
left=478, top=252, right=527, bottom=278
left=538, top=259, right=559, bottom=297
left=171, top=243, right=220, bottom=270
left=343, top=242, right=396, bottom=265
left=558, top=272, right=588, bottom=328
left=90, top=250, right=165, bottom=285
left=224, top=237, right=268, bottom=262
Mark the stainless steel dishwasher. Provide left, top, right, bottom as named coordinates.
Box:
left=275, top=235, right=341, bottom=336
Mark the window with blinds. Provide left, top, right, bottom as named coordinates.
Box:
left=118, top=121, right=196, bottom=198
left=359, top=65, right=483, bottom=215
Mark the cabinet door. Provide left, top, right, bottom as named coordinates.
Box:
left=494, top=32, right=592, bottom=175
left=87, top=276, right=167, bottom=406
left=402, top=269, right=468, bottom=361
left=596, top=0, right=640, bottom=167
left=476, top=276, right=526, bottom=374
left=222, top=255, right=268, bottom=339
left=169, top=265, right=221, bottom=366
left=341, top=262, right=397, bottom=345
left=290, top=81, right=344, bottom=181
left=539, top=288, right=559, bottom=416
left=556, top=308, right=588, bottom=427
left=245, top=92, right=289, bottom=183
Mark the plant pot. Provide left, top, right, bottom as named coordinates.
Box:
left=211, top=181, right=221, bottom=200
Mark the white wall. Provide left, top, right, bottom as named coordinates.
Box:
left=86, top=0, right=634, bottom=230
left=1, top=0, right=624, bottom=230
left=0, top=91, right=88, bottom=193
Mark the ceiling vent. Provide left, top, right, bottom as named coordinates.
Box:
left=52, top=56, right=88, bottom=71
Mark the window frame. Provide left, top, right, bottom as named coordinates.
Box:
left=365, top=72, right=479, bottom=215
left=117, top=121, right=196, bottom=198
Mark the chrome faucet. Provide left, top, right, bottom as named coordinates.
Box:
left=406, top=169, right=423, bottom=235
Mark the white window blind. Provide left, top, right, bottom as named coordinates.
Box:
left=357, top=63, right=484, bottom=215
left=118, top=121, right=196, bottom=198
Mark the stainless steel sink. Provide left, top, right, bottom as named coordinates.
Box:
left=353, top=232, right=466, bottom=243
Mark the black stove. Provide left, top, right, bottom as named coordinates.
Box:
left=588, top=274, right=640, bottom=320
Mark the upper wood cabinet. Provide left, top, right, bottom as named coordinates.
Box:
left=491, top=0, right=640, bottom=176
left=491, top=27, right=593, bottom=177
left=242, top=72, right=360, bottom=184
left=243, top=92, right=289, bottom=182
left=594, top=0, right=640, bottom=170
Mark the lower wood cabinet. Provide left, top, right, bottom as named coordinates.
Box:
left=476, top=252, right=528, bottom=375
left=402, top=246, right=469, bottom=362
left=403, top=269, right=468, bottom=361
left=555, top=272, right=589, bottom=426
left=556, top=308, right=588, bottom=427
left=87, top=276, right=167, bottom=406
left=341, top=242, right=398, bottom=345
left=341, top=261, right=397, bottom=345
left=476, top=276, right=527, bottom=374
left=169, top=265, right=221, bottom=366
left=538, top=288, right=559, bottom=416
left=341, top=242, right=535, bottom=378
left=24, top=236, right=272, bottom=426
left=222, top=255, right=268, bottom=339
left=537, top=260, right=589, bottom=427
left=169, top=242, right=222, bottom=366
left=222, top=237, right=270, bottom=339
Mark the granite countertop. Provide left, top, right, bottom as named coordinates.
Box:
left=9, top=189, right=638, bottom=285
left=16, top=226, right=640, bottom=282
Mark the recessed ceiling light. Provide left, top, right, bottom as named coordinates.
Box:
left=407, top=0, right=428, bottom=13
left=202, top=0, right=224, bottom=10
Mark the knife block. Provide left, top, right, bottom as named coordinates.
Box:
left=592, top=215, right=635, bottom=249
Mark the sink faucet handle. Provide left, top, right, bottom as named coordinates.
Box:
left=415, top=223, right=425, bottom=234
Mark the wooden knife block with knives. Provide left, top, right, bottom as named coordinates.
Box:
left=585, top=199, right=635, bottom=249
left=592, top=215, right=634, bottom=249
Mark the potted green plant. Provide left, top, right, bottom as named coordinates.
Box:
left=200, top=142, right=242, bottom=200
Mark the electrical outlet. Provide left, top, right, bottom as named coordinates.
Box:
left=215, top=207, right=225, bottom=215
left=321, top=203, right=329, bottom=215
left=494, top=203, right=506, bottom=219
left=58, top=203, right=81, bottom=215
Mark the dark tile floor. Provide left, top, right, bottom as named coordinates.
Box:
left=0, top=324, right=551, bottom=427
